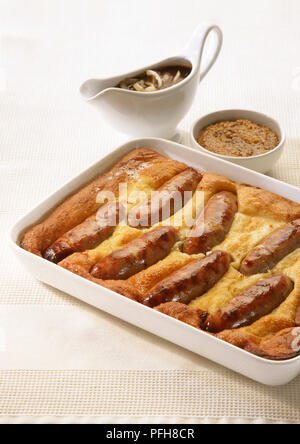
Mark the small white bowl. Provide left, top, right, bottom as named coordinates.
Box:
left=190, top=109, right=286, bottom=174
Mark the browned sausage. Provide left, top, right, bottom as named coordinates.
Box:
left=143, top=251, right=231, bottom=308
left=204, top=274, right=294, bottom=333
left=128, top=168, right=202, bottom=228
left=240, top=219, right=300, bottom=276
left=44, top=202, right=125, bottom=263
left=183, top=192, right=238, bottom=255
left=91, top=226, right=178, bottom=280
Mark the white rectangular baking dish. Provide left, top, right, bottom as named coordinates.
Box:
left=10, top=138, right=300, bottom=386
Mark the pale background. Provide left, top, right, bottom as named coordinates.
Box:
left=0, top=0, right=300, bottom=423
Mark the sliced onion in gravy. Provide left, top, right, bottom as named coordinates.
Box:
left=173, top=70, right=181, bottom=83
left=119, top=78, right=139, bottom=90
left=146, top=70, right=163, bottom=89
left=117, top=65, right=191, bottom=92
left=133, top=82, right=146, bottom=92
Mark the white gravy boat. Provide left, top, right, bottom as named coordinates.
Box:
left=80, top=24, right=223, bottom=140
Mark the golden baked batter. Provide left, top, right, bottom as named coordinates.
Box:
left=21, top=148, right=300, bottom=360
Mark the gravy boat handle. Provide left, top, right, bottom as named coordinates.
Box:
left=184, top=23, right=223, bottom=82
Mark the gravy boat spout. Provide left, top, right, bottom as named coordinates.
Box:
left=80, top=79, right=115, bottom=101
left=80, top=23, right=223, bottom=140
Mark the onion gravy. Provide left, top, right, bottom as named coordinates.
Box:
left=117, top=65, right=192, bottom=92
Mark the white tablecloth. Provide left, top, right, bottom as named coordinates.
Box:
left=1, top=0, right=300, bottom=424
